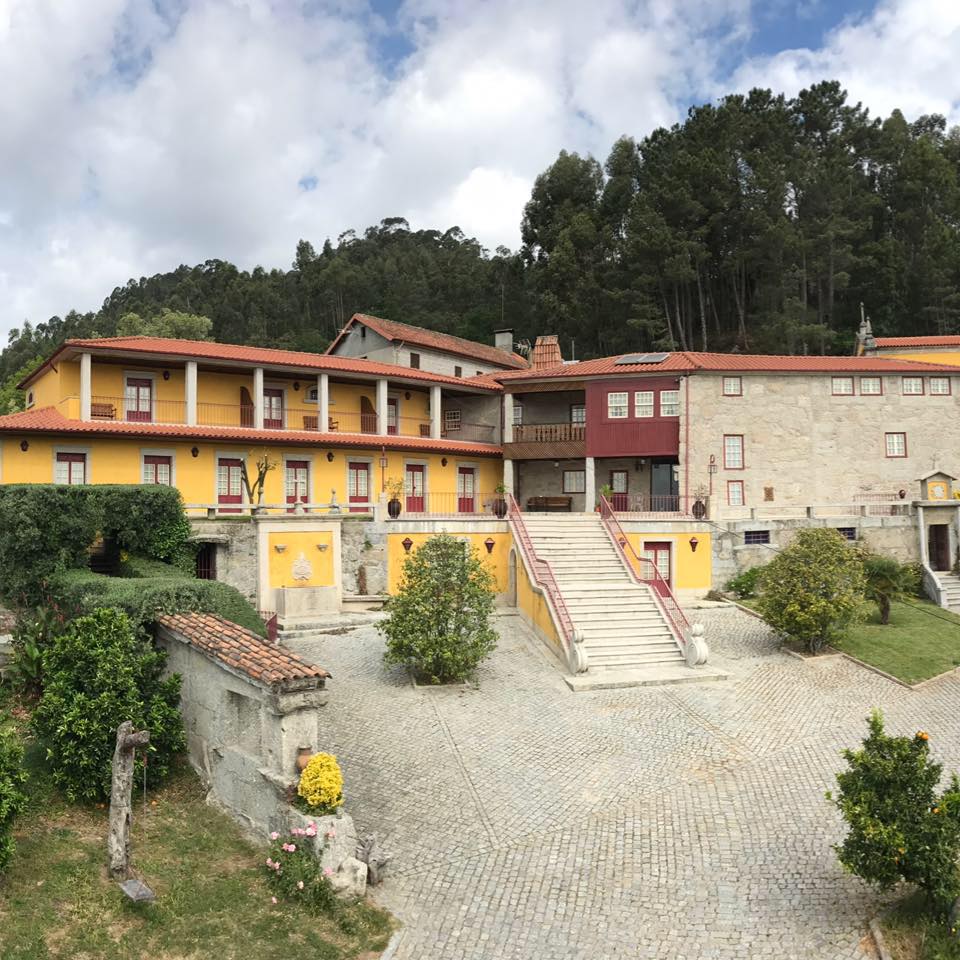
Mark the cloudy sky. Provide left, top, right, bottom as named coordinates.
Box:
left=1, top=0, right=958, bottom=339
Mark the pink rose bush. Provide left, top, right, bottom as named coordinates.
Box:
left=263, top=826, right=338, bottom=914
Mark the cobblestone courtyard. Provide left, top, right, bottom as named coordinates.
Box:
left=288, top=607, right=960, bottom=959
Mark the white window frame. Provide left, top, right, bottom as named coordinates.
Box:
left=885, top=432, right=907, bottom=458
left=727, top=480, right=744, bottom=506
left=859, top=376, right=882, bottom=396
left=53, top=446, right=90, bottom=485
left=562, top=470, right=586, bottom=494
left=282, top=455, right=312, bottom=504
left=831, top=377, right=854, bottom=396
left=607, top=392, right=629, bottom=419
left=723, top=435, right=744, bottom=470
left=214, top=450, right=248, bottom=507
left=633, top=391, right=654, bottom=418
left=902, top=376, right=924, bottom=396
left=512, top=401, right=523, bottom=426
left=570, top=403, right=586, bottom=425
left=443, top=409, right=462, bottom=432
left=660, top=389, right=680, bottom=416
left=140, top=448, right=176, bottom=487
left=722, top=376, right=742, bottom=397
left=930, top=377, right=951, bottom=396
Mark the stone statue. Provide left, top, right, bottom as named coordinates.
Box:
left=356, top=832, right=390, bottom=885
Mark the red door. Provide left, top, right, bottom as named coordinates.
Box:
left=263, top=389, right=284, bottom=429
left=285, top=460, right=309, bottom=513
left=642, top=541, right=672, bottom=588
left=348, top=461, right=370, bottom=513
left=610, top=469, right=629, bottom=511
left=387, top=398, right=398, bottom=436
left=217, top=458, right=244, bottom=513
left=457, top=466, right=476, bottom=513
left=405, top=463, right=425, bottom=513
left=125, top=378, right=152, bottom=422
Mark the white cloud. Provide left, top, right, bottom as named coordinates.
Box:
left=1, top=0, right=956, bottom=340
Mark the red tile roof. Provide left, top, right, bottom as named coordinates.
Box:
left=157, top=612, right=328, bottom=689
left=874, top=336, right=960, bottom=348
left=486, top=350, right=960, bottom=381
left=531, top=335, right=562, bottom=370
left=22, top=335, right=502, bottom=392
left=0, top=406, right=502, bottom=456
left=327, top=314, right=528, bottom=369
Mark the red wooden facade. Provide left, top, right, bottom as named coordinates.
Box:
left=584, top=376, right=681, bottom=457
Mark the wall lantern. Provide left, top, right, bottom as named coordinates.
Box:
left=553, top=460, right=559, bottom=468
left=274, top=544, right=287, bottom=553
left=404, top=391, right=411, bottom=400
left=191, top=446, right=200, bottom=458
left=898, top=489, right=907, bottom=500
left=689, top=536, right=699, bottom=553
left=441, top=458, right=448, bottom=467
left=162, top=369, right=170, bottom=380
left=379, top=455, right=389, bottom=469
left=484, top=537, right=495, bottom=554
left=326, top=451, right=335, bottom=462
left=316, top=543, right=329, bottom=552
left=19, top=440, right=28, bottom=452
left=708, top=454, right=718, bottom=476
left=293, top=381, right=300, bottom=391
left=402, top=537, right=414, bottom=554
left=618, top=536, right=626, bottom=547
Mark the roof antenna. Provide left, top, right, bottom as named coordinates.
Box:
left=570, top=338, right=575, bottom=362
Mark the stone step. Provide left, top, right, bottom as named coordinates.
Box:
left=578, top=622, right=672, bottom=636
left=583, top=634, right=677, bottom=649
left=560, top=585, right=654, bottom=597
left=588, top=651, right=685, bottom=667
left=581, top=628, right=675, bottom=643
left=565, top=603, right=662, bottom=615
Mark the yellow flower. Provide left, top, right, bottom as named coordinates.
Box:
left=297, top=753, right=344, bottom=812
left=917, top=730, right=930, bottom=741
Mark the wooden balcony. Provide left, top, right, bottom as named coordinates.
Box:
left=504, top=422, right=585, bottom=460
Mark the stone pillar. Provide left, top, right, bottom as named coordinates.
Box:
left=584, top=456, right=595, bottom=513
left=503, top=459, right=514, bottom=496
left=253, top=367, right=264, bottom=429
left=918, top=505, right=927, bottom=564
left=376, top=378, right=388, bottom=436
left=318, top=373, right=329, bottom=433
left=430, top=385, right=442, bottom=440
left=503, top=393, right=514, bottom=444
left=185, top=361, right=197, bottom=426
left=80, top=352, right=92, bottom=422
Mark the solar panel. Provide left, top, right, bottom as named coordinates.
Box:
left=614, top=352, right=670, bottom=365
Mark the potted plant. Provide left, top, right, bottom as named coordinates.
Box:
left=596, top=484, right=613, bottom=511
left=385, top=478, right=405, bottom=520
left=492, top=482, right=508, bottom=519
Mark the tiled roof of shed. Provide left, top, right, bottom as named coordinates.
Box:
left=157, top=612, right=329, bottom=688
left=874, top=336, right=960, bottom=347
left=327, top=314, right=528, bottom=369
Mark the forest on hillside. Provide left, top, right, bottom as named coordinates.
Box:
left=4, top=80, right=960, bottom=391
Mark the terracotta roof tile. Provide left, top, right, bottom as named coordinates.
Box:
left=157, top=612, right=329, bottom=689
left=23, top=335, right=502, bottom=392
left=0, top=406, right=502, bottom=456
left=874, top=336, right=960, bottom=348
left=328, top=314, right=528, bottom=369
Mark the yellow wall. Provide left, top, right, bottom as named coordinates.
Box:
left=515, top=548, right=562, bottom=649
left=30, top=366, right=63, bottom=408
left=386, top=532, right=510, bottom=594
left=623, top=531, right=712, bottom=590
left=267, top=531, right=335, bottom=589
left=882, top=350, right=960, bottom=366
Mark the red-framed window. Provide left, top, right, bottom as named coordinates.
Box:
left=348, top=461, right=370, bottom=512
left=263, top=389, right=284, bottom=429
left=405, top=463, right=425, bottom=512
left=831, top=377, right=854, bottom=396
left=457, top=466, right=476, bottom=513
left=55, top=452, right=86, bottom=485
left=859, top=376, right=882, bottom=395
left=217, top=458, right=244, bottom=512
left=902, top=376, right=924, bottom=395
left=125, top=377, right=152, bottom=422
left=885, top=432, right=907, bottom=458
left=722, top=376, right=742, bottom=397
left=930, top=377, right=952, bottom=396
left=723, top=435, right=744, bottom=469
left=387, top=398, right=398, bottom=435
left=609, top=469, right=629, bottom=510
left=727, top=480, right=744, bottom=506
left=142, top=454, right=172, bottom=485
left=285, top=460, right=309, bottom=511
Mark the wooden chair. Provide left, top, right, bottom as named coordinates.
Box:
left=90, top=402, right=116, bottom=420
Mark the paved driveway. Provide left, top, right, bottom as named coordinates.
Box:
left=289, top=607, right=960, bottom=959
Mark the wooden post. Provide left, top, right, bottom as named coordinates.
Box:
left=108, top=721, right=150, bottom=879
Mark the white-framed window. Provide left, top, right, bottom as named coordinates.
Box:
left=570, top=403, right=586, bottom=424
left=860, top=376, right=882, bottom=395
left=443, top=409, right=461, bottom=431
left=607, top=392, right=628, bottom=419
left=562, top=470, right=586, bottom=493
left=885, top=432, right=907, bottom=458
left=832, top=377, right=854, bottom=395
left=512, top=401, right=523, bottom=426
left=727, top=480, right=744, bottom=506
left=930, top=377, right=951, bottom=396
left=634, top=391, right=654, bottom=418
left=660, top=389, right=680, bottom=416
left=55, top=452, right=87, bottom=485
left=723, top=435, right=744, bottom=470
left=902, top=376, right=924, bottom=395
left=142, top=454, right=172, bottom=485
left=722, top=377, right=742, bottom=397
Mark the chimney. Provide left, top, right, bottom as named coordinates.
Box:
left=494, top=329, right=514, bottom=355
left=531, top=335, right=562, bottom=370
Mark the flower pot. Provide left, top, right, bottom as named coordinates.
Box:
left=692, top=498, right=706, bottom=520
left=295, top=746, right=312, bottom=773
left=387, top=498, right=402, bottom=520
left=492, top=498, right=507, bottom=519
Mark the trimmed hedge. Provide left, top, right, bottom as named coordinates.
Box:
left=0, top=728, right=27, bottom=871
left=52, top=568, right=266, bottom=637
left=0, top=484, right=194, bottom=606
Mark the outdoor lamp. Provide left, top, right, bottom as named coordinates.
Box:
left=326, top=451, right=335, bottom=462
left=484, top=537, right=495, bottom=554
left=191, top=446, right=199, bottom=458
left=402, top=537, right=414, bottom=553
left=689, top=537, right=699, bottom=553
left=19, top=440, right=28, bottom=452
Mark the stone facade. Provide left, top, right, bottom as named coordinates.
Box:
left=188, top=518, right=258, bottom=604
left=341, top=516, right=388, bottom=596
left=683, top=371, right=959, bottom=519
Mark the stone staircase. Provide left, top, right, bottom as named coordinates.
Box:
left=937, top=573, right=960, bottom=613
left=518, top=513, right=686, bottom=673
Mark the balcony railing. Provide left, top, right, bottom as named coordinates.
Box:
left=512, top=422, right=585, bottom=442
left=401, top=492, right=505, bottom=518
left=608, top=494, right=709, bottom=519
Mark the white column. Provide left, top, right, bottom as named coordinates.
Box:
left=185, top=361, right=197, bottom=426
left=584, top=456, right=596, bottom=513
left=503, top=459, right=514, bottom=496
left=376, top=378, right=388, bottom=436
left=80, top=352, right=92, bottom=422
left=503, top=393, right=514, bottom=443
left=253, top=367, right=264, bottom=429
left=318, top=373, right=329, bottom=433
left=430, top=385, right=442, bottom=440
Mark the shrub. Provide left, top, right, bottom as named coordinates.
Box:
left=264, top=825, right=338, bottom=914
left=9, top=607, right=67, bottom=698
left=298, top=753, right=344, bottom=813
left=863, top=553, right=920, bottom=625
left=31, top=608, right=185, bottom=803
left=380, top=533, right=497, bottom=683
left=829, top=711, right=960, bottom=914
left=757, top=528, right=865, bottom=653
left=726, top=566, right=764, bottom=599
left=0, top=729, right=27, bottom=872
left=50, top=567, right=266, bottom=636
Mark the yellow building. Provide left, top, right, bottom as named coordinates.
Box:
left=1, top=334, right=504, bottom=515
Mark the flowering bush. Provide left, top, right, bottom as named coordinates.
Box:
left=264, top=825, right=338, bottom=914
left=829, top=710, right=960, bottom=914
left=297, top=753, right=343, bottom=813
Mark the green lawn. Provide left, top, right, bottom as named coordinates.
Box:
left=880, top=892, right=960, bottom=959
left=0, top=700, right=393, bottom=960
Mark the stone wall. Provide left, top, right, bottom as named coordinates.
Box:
left=340, top=516, right=388, bottom=596
left=189, top=518, right=258, bottom=604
